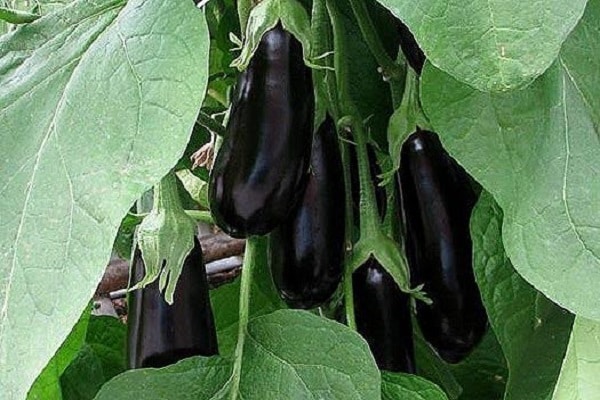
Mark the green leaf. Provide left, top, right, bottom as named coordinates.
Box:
left=382, top=372, right=448, bottom=400
left=449, top=330, right=507, bottom=400
left=552, top=317, right=600, bottom=400
left=60, top=316, right=126, bottom=400
left=376, top=0, right=587, bottom=91
left=420, top=0, right=600, bottom=320
left=96, top=310, right=382, bottom=399
left=470, top=193, right=574, bottom=400
left=26, top=307, right=90, bottom=400
left=0, top=0, right=209, bottom=397
left=413, top=333, right=462, bottom=400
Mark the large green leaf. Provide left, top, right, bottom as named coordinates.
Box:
left=95, top=310, right=381, bottom=399
left=552, top=317, right=600, bottom=400
left=381, top=373, right=448, bottom=400
left=26, top=307, right=90, bottom=400
left=60, top=316, right=126, bottom=400
left=420, top=0, right=600, bottom=320
left=471, top=193, right=574, bottom=400
left=0, top=0, right=72, bottom=34
left=413, top=333, right=462, bottom=400
left=0, top=0, right=209, bottom=397
left=376, top=0, right=586, bottom=92
left=449, top=330, right=507, bottom=400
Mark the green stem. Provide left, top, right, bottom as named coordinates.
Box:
left=230, top=237, right=258, bottom=400
left=340, top=140, right=357, bottom=330
left=344, top=255, right=357, bottom=330
left=185, top=210, right=213, bottom=224
left=347, top=0, right=405, bottom=105
left=196, top=111, right=226, bottom=136
left=129, top=210, right=212, bottom=224
left=350, top=119, right=384, bottom=239
left=347, top=0, right=402, bottom=81
left=0, top=6, right=39, bottom=24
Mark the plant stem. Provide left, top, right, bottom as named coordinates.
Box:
left=196, top=111, right=226, bottom=137
left=185, top=210, right=213, bottom=224
left=0, top=6, right=39, bottom=24
left=229, top=237, right=258, bottom=400
left=129, top=210, right=213, bottom=224
left=351, top=120, right=383, bottom=239
left=347, top=0, right=405, bottom=107
left=347, top=0, right=401, bottom=81
left=339, top=140, right=357, bottom=330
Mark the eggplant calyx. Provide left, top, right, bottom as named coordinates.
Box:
left=134, top=170, right=197, bottom=304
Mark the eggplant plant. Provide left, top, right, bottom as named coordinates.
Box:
left=0, top=0, right=596, bottom=399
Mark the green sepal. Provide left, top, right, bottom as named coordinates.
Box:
left=134, top=171, right=197, bottom=304
left=340, top=115, right=429, bottom=304
left=231, top=0, right=319, bottom=70
left=385, top=66, right=432, bottom=183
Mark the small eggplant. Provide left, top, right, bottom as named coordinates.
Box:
left=353, top=258, right=416, bottom=373
left=127, top=239, right=218, bottom=368
left=209, top=24, right=314, bottom=238
left=269, top=116, right=345, bottom=308
left=399, top=129, right=486, bottom=363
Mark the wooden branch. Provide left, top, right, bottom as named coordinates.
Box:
left=95, top=233, right=246, bottom=296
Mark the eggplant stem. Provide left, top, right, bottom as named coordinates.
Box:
left=229, top=237, right=259, bottom=399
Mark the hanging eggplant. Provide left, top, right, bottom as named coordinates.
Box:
left=353, top=258, right=416, bottom=373
left=127, top=239, right=218, bottom=368
left=209, top=24, right=314, bottom=238
left=399, top=129, right=487, bottom=363
left=269, top=115, right=345, bottom=309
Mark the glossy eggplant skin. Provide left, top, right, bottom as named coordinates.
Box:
left=353, top=258, right=416, bottom=373
left=400, top=129, right=486, bottom=364
left=127, top=239, right=218, bottom=369
left=269, top=116, right=345, bottom=309
left=209, top=24, right=314, bottom=238
left=396, top=20, right=425, bottom=74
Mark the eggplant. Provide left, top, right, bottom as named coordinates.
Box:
left=269, top=116, right=345, bottom=308
left=209, top=24, right=314, bottom=238
left=127, top=239, right=218, bottom=368
left=399, top=129, right=486, bottom=363
left=396, top=20, right=425, bottom=74
left=353, top=258, right=416, bottom=373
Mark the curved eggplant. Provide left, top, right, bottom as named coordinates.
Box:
left=269, top=116, right=345, bottom=308
left=127, top=239, right=218, bottom=368
left=209, top=24, right=314, bottom=238
left=399, top=129, right=486, bottom=363
left=353, top=258, right=416, bottom=373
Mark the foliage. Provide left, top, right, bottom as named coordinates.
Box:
left=0, top=0, right=598, bottom=398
